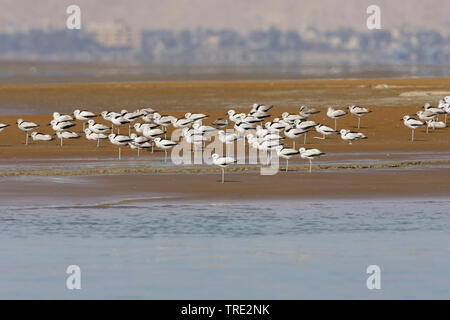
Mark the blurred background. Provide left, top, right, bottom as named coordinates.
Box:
left=0, top=0, right=449, bottom=83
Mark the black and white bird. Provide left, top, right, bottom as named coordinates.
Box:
left=327, top=107, right=347, bottom=130
left=53, top=112, right=74, bottom=122
left=212, top=118, right=229, bottom=128
left=153, top=113, right=176, bottom=137
left=314, top=124, right=337, bottom=140
left=171, top=117, right=194, bottom=129
left=294, top=119, right=317, bottom=144
left=50, top=119, right=76, bottom=132
left=56, top=131, right=80, bottom=147
left=109, top=115, right=130, bottom=134
left=299, top=147, right=325, bottom=173
left=299, top=105, right=320, bottom=118
left=30, top=132, right=53, bottom=141
left=264, top=121, right=286, bottom=133
left=211, top=153, right=237, bottom=183
left=227, top=110, right=242, bottom=123
left=84, top=128, right=108, bottom=147
left=339, top=129, right=367, bottom=144
left=108, top=133, right=133, bottom=160
left=282, top=112, right=304, bottom=124
left=415, top=110, right=437, bottom=122
left=402, top=116, right=424, bottom=142
left=0, top=123, right=10, bottom=133
left=153, top=137, right=177, bottom=162
left=426, top=119, right=447, bottom=130
left=348, top=105, right=371, bottom=129
left=87, top=120, right=110, bottom=134
left=251, top=103, right=273, bottom=113
left=17, top=119, right=39, bottom=145
left=74, top=109, right=96, bottom=130
left=134, top=122, right=158, bottom=133
left=284, top=126, right=306, bottom=149
left=234, top=121, right=254, bottom=135
left=275, top=146, right=300, bottom=172
left=185, top=112, right=208, bottom=122
left=129, top=133, right=151, bottom=157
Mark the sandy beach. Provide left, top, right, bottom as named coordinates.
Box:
left=0, top=78, right=449, bottom=200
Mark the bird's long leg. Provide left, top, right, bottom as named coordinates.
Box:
left=323, top=133, right=326, bottom=140
left=445, top=114, right=447, bottom=124
left=286, top=159, right=289, bottom=172
left=119, top=147, right=121, bottom=160
left=25, top=132, right=28, bottom=146
left=334, top=119, right=337, bottom=130
left=97, top=138, right=100, bottom=148
left=118, top=127, right=120, bottom=135
left=293, top=140, right=295, bottom=149
left=128, top=124, right=131, bottom=136
left=60, top=137, right=63, bottom=147
left=83, top=122, right=86, bottom=131
left=111, top=124, right=114, bottom=133
left=309, top=159, right=312, bottom=173
left=303, top=132, right=307, bottom=144
left=358, top=117, right=361, bottom=129
left=137, top=147, right=140, bottom=158
left=411, top=129, right=414, bottom=142
left=426, top=125, right=429, bottom=134
left=164, top=150, right=167, bottom=163
left=221, top=168, right=224, bottom=183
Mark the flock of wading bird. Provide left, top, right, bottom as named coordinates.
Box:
left=1, top=96, right=449, bottom=182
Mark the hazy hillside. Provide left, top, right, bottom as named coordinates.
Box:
left=1, top=0, right=449, bottom=32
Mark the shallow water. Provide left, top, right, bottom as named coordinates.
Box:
left=0, top=199, right=449, bottom=299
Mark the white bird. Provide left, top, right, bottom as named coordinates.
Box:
left=74, top=109, right=96, bottom=130
left=56, top=131, right=80, bottom=147
left=438, top=99, right=450, bottom=123
left=134, top=122, right=158, bottom=133
left=185, top=112, right=208, bottom=121
left=282, top=112, right=304, bottom=123
left=193, top=121, right=216, bottom=135
left=0, top=123, right=10, bottom=133
left=171, top=117, right=194, bottom=129
left=227, top=110, right=242, bottom=123
left=139, top=107, right=157, bottom=115
left=299, top=147, right=325, bottom=173
left=327, top=107, right=347, bottom=129
left=423, top=103, right=445, bottom=114
left=234, top=121, right=254, bottom=135
left=299, top=105, right=320, bottom=118
left=154, top=137, right=177, bottom=162
left=153, top=113, right=176, bottom=137
left=84, top=128, right=108, bottom=147
left=314, top=124, right=337, bottom=140
left=251, top=103, right=273, bottom=113
left=53, top=112, right=73, bottom=122
left=294, top=119, right=317, bottom=144
left=415, top=110, right=437, bottom=122
left=143, top=127, right=165, bottom=140
left=17, top=119, right=39, bottom=145
left=121, top=110, right=141, bottom=135
left=340, top=129, right=367, bottom=144
left=30, top=132, right=53, bottom=141
left=402, top=116, right=424, bottom=142
left=129, top=133, right=150, bottom=157
left=109, top=115, right=130, bottom=134
left=264, top=121, right=286, bottom=133
left=348, top=105, right=371, bottom=129
left=284, top=126, right=306, bottom=148
left=50, top=120, right=76, bottom=132
left=211, top=153, right=237, bottom=183
left=87, top=120, right=110, bottom=133
left=108, top=133, right=133, bottom=160
left=248, top=109, right=270, bottom=120
left=275, top=146, right=300, bottom=172
left=427, top=120, right=447, bottom=130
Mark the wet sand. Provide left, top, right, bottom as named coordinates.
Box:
left=0, top=78, right=449, bottom=200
